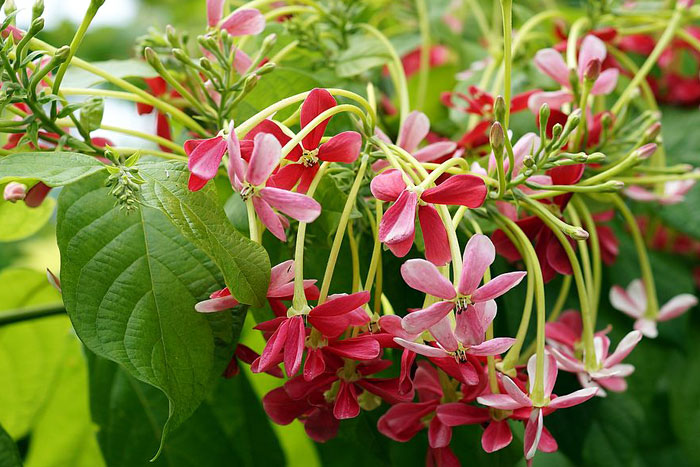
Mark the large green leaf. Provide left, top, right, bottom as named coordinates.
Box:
left=87, top=352, right=284, bottom=467
left=137, top=161, right=270, bottom=307
left=0, top=268, right=63, bottom=438
left=0, top=152, right=106, bottom=187
left=62, top=59, right=159, bottom=88
left=57, top=172, right=240, bottom=452
left=336, top=36, right=390, bottom=78
left=0, top=423, right=21, bottom=467
left=0, top=196, right=55, bottom=242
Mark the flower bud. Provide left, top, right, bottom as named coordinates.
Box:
left=80, top=96, right=104, bottom=132
left=489, top=121, right=505, bottom=156
left=493, top=95, right=506, bottom=124
left=634, top=143, right=657, bottom=160
left=165, top=24, right=179, bottom=47
left=256, top=62, right=276, bottom=75
left=539, top=103, right=550, bottom=130
left=3, top=181, right=26, bottom=202
left=643, top=122, right=661, bottom=143
left=523, top=155, right=535, bottom=167
left=32, top=0, right=44, bottom=20
left=569, top=227, right=590, bottom=241
left=46, top=268, right=61, bottom=293
left=4, top=0, right=16, bottom=15
left=584, top=58, right=601, bottom=82
left=551, top=123, right=563, bottom=141
left=261, top=33, right=277, bottom=54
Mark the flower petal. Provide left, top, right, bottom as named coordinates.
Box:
left=370, top=169, right=406, bottom=202
left=260, top=187, right=321, bottom=223
left=609, top=284, right=644, bottom=318
left=524, top=408, right=543, bottom=460
left=394, top=338, right=447, bottom=358
left=334, top=381, right=360, bottom=419
left=458, top=233, right=496, bottom=295
left=421, top=174, right=487, bottom=208
left=591, top=68, right=619, bottom=95
left=604, top=330, right=642, bottom=367
left=418, top=204, right=451, bottom=266
left=467, top=337, right=515, bottom=356
left=481, top=420, right=513, bottom=453
left=252, top=196, right=286, bottom=241
left=400, top=259, right=456, bottom=299
left=187, top=136, right=227, bottom=181
left=548, top=387, right=598, bottom=409
left=534, top=48, right=570, bottom=87
left=476, top=394, right=527, bottom=410
left=283, top=315, right=306, bottom=377
left=327, top=336, right=381, bottom=360
left=454, top=301, right=497, bottom=346
left=471, top=271, right=527, bottom=302
left=436, top=402, right=490, bottom=427
left=402, top=301, right=456, bottom=335
left=207, top=0, right=225, bottom=27
left=502, top=376, right=533, bottom=406
left=227, top=124, right=246, bottom=185
left=318, top=131, right=362, bottom=163
left=658, top=294, right=698, bottom=322
left=527, top=90, right=574, bottom=113
left=300, top=88, right=336, bottom=150
left=220, top=8, right=265, bottom=36
left=247, top=133, right=282, bottom=185
left=413, top=141, right=457, bottom=162
left=430, top=316, right=459, bottom=352
left=527, top=352, right=558, bottom=399
left=397, top=111, right=430, bottom=153
left=379, top=190, right=417, bottom=244
left=578, top=35, right=607, bottom=79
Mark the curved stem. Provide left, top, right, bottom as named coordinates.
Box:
left=415, top=0, right=430, bottom=111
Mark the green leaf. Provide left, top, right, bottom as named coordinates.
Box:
left=0, top=196, right=55, bottom=242
left=0, top=422, right=21, bottom=467
left=0, top=268, right=63, bottom=438
left=336, top=36, right=390, bottom=77
left=87, top=352, right=284, bottom=467
left=669, top=342, right=700, bottom=466
left=137, top=161, right=270, bottom=307
left=57, top=172, right=241, bottom=453
left=0, top=152, right=107, bottom=187
left=581, top=396, right=643, bottom=467
left=62, top=59, right=159, bottom=88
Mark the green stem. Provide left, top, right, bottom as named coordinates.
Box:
left=0, top=303, right=65, bottom=326
left=500, top=0, right=513, bottom=128
left=609, top=194, right=659, bottom=318
left=246, top=198, right=260, bottom=243
left=318, top=156, right=369, bottom=303
left=573, top=197, right=602, bottom=318
left=415, top=0, right=430, bottom=111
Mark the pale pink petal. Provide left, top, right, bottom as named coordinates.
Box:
left=233, top=48, right=253, bottom=75
left=467, top=337, right=515, bottom=356
left=471, top=271, right=527, bottom=302
left=394, top=338, right=447, bottom=358
left=609, top=284, right=644, bottom=318
left=413, top=141, right=457, bottom=162
left=458, top=234, right=496, bottom=295
left=658, top=294, right=698, bottom=321
left=402, top=301, right=456, bottom=335
left=268, top=260, right=295, bottom=292
left=591, top=68, right=619, bottom=95
left=378, top=190, right=418, bottom=244
left=247, top=133, right=282, bottom=185
left=207, top=0, right=225, bottom=28
left=548, top=346, right=585, bottom=373
left=260, top=187, right=321, bottom=223
left=511, top=133, right=540, bottom=176
left=527, top=90, right=573, bottom=113
left=625, top=186, right=657, bottom=202
left=634, top=318, right=658, bottom=338
left=454, top=301, right=497, bottom=346
left=379, top=315, right=419, bottom=340
left=548, top=387, right=598, bottom=409
left=578, top=35, right=607, bottom=79
left=400, top=259, right=456, bottom=299
left=430, top=316, right=459, bottom=352
left=227, top=123, right=246, bottom=185
left=477, top=394, right=527, bottom=410
left=397, top=111, right=430, bottom=153
left=524, top=408, right=543, bottom=460
left=370, top=169, right=406, bottom=202
left=534, top=48, right=570, bottom=87
left=502, top=376, right=533, bottom=407
left=627, top=279, right=647, bottom=310
left=604, top=330, right=642, bottom=367
left=528, top=352, right=558, bottom=399
left=481, top=420, right=513, bottom=453
left=220, top=8, right=265, bottom=36
left=252, top=196, right=286, bottom=241
left=195, top=295, right=239, bottom=313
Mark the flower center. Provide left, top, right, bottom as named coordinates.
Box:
left=453, top=347, right=469, bottom=363
left=301, top=148, right=319, bottom=167
left=239, top=183, right=257, bottom=201
left=454, top=295, right=472, bottom=314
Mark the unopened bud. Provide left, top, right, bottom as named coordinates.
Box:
left=32, top=0, right=44, bottom=20
left=634, top=143, right=657, bottom=160
left=565, top=226, right=589, bottom=241
left=605, top=180, right=625, bottom=191
left=261, top=33, right=277, bottom=53
left=28, top=17, right=44, bottom=34
left=144, top=47, right=159, bottom=67
left=256, top=62, right=275, bottom=75
left=489, top=121, right=505, bottom=155
left=643, top=122, right=661, bottom=143
left=172, top=48, right=191, bottom=64
left=54, top=45, right=71, bottom=60
left=586, top=152, right=606, bottom=163
left=523, top=155, right=535, bottom=167
left=165, top=24, right=178, bottom=45
left=551, top=123, right=563, bottom=141
left=4, top=0, right=16, bottom=15
left=539, top=103, right=550, bottom=129
left=584, top=58, right=601, bottom=82
left=3, top=181, right=26, bottom=202
left=46, top=268, right=61, bottom=293
left=493, top=95, right=506, bottom=124
left=242, top=74, right=259, bottom=93
left=200, top=56, right=214, bottom=71
left=601, top=112, right=613, bottom=128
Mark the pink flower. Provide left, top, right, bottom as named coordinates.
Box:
left=547, top=313, right=642, bottom=396
left=3, top=182, right=27, bottom=202
left=625, top=175, right=697, bottom=205
left=206, top=0, right=225, bottom=27
left=373, top=111, right=457, bottom=172
left=229, top=132, right=322, bottom=241
left=610, top=279, right=698, bottom=338
left=477, top=353, right=598, bottom=460
left=396, top=234, right=526, bottom=336
left=185, top=126, right=231, bottom=191
left=371, top=170, right=487, bottom=265
left=487, top=132, right=541, bottom=177
left=252, top=291, right=373, bottom=377
left=195, top=260, right=318, bottom=313
left=268, top=89, right=362, bottom=193
left=528, top=35, right=619, bottom=112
